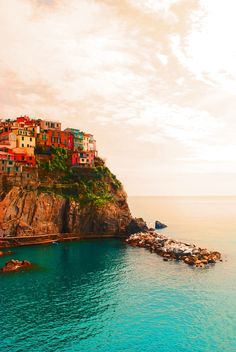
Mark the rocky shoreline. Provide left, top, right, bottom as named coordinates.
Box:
left=126, top=231, right=222, bottom=267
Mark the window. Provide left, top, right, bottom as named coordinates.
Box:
left=30, top=137, right=32, bottom=141
left=22, top=144, right=24, bottom=147
left=22, top=137, right=24, bottom=140
left=22, top=156, right=25, bottom=161
left=27, top=144, right=29, bottom=147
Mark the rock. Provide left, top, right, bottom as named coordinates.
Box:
left=0, top=183, right=139, bottom=239
left=211, top=251, right=221, bottom=260
left=0, top=250, right=15, bottom=257
left=201, top=259, right=208, bottom=264
left=1, top=259, right=33, bottom=272
left=195, top=260, right=202, bottom=265
left=126, top=218, right=148, bottom=235
left=155, top=221, right=167, bottom=230
left=185, top=256, right=196, bottom=266
left=126, top=231, right=221, bottom=268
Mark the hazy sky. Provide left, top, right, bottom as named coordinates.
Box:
left=1, top=0, right=236, bottom=195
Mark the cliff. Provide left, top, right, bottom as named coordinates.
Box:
left=0, top=159, right=147, bottom=245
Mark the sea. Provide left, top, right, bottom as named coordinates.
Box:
left=0, top=196, right=236, bottom=352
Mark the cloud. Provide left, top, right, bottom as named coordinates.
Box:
left=1, top=0, right=236, bottom=194
left=170, top=0, right=236, bottom=94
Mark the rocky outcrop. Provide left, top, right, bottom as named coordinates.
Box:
left=126, top=218, right=148, bottom=234
left=0, top=187, right=67, bottom=237
left=0, top=185, right=147, bottom=243
left=126, top=232, right=222, bottom=267
left=155, top=220, right=167, bottom=230
left=1, top=259, right=33, bottom=272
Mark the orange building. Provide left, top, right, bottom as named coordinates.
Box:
left=36, top=130, right=73, bottom=150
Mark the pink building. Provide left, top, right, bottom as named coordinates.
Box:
left=72, top=151, right=95, bottom=168
left=40, top=120, right=61, bottom=131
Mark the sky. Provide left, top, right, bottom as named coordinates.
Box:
left=1, top=0, right=236, bottom=195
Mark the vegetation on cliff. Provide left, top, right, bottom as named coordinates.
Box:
left=36, top=146, right=69, bottom=172
left=37, top=153, right=122, bottom=208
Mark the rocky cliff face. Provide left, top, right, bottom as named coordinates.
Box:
left=0, top=166, right=147, bottom=239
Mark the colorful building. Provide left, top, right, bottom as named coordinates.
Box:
left=72, top=151, right=95, bottom=168
left=11, top=128, right=36, bottom=150
left=64, top=128, right=83, bottom=151
left=0, top=132, right=17, bottom=149
left=36, top=130, right=73, bottom=150
left=13, top=151, right=36, bottom=167
left=0, top=151, right=22, bottom=174
left=65, top=129, right=97, bottom=153
left=0, top=115, right=97, bottom=173
left=40, top=120, right=61, bottom=131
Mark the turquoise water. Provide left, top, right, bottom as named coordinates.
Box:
left=0, top=196, right=236, bottom=351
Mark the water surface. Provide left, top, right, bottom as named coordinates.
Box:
left=0, top=196, right=236, bottom=351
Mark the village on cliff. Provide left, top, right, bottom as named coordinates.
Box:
left=0, top=115, right=97, bottom=176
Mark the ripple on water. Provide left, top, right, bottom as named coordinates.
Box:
left=0, top=236, right=235, bottom=352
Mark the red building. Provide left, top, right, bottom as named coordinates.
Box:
left=72, top=151, right=95, bottom=168
left=13, top=152, right=36, bottom=167
left=16, top=116, right=30, bottom=124
left=0, top=150, right=14, bottom=161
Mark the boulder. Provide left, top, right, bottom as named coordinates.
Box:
left=1, top=259, right=33, bottom=273
left=155, top=221, right=167, bottom=230
left=126, top=218, right=148, bottom=235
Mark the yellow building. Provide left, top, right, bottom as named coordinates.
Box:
left=11, top=128, right=36, bottom=152
left=82, top=134, right=90, bottom=151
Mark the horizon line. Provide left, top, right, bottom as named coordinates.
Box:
left=128, top=194, right=236, bottom=197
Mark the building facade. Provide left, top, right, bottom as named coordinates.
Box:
left=0, top=115, right=97, bottom=174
